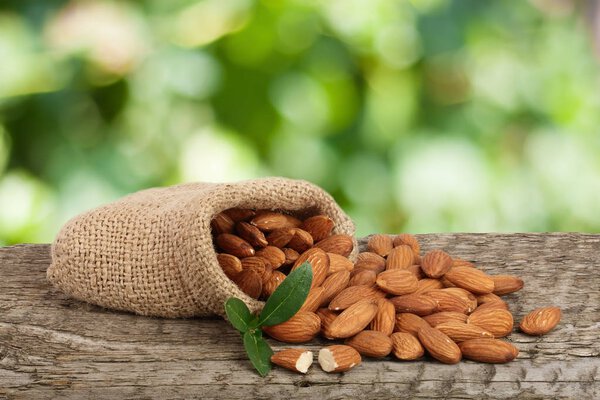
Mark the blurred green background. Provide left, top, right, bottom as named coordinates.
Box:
left=1, top=0, right=600, bottom=245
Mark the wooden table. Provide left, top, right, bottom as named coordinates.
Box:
left=1, top=234, right=599, bottom=399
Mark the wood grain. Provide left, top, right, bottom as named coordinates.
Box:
left=1, top=234, right=599, bottom=399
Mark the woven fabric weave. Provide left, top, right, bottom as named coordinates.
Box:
left=47, top=177, right=357, bottom=318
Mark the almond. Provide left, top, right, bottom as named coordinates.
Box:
left=263, top=311, right=321, bottom=343
left=211, top=212, right=235, bottom=234
left=519, top=306, right=561, bottom=336
left=417, top=325, right=462, bottom=364
left=467, top=308, right=513, bottom=338
left=390, top=294, right=438, bottom=316
left=286, top=228, right=314, bottom=253
left=318, top=345, right=361, bottom=373
left=282, top=247, right=300, bottom=265
left=376, top=269, right=419, bottom=296
left=314, top=234, right=354, bottom=257
left=345, top=330, right=393, bottom=358
left=441, top=288, right=478, bottom=313
left=222, top=208, right=256, bottom=222
left=217, top=253, right=242, bottom=279
left=458, top=339, right=519, bottom=363
left=474, top=301, right=509, bottom=312
left=216, top=233, right=255, bottom=258
left=292, top=248, right=329, bottom=288
left=414, top=278, right=444, bottom=294
left=390, top=332, right=424, bottom=360
left=386, top=245, right=414, bottom=270
left=476, top=292, right=504, bottom=305
left=392, top=233, right=420, bottom=257
left=255, top=246, right=286, bottom=269
left=300, top=287, right=325, bottom=312
left=266, top=228, right=295, bottom=248
left=262, top=270, right=286, bottom=297
left=236, top=221, right=268, bottom=248
left=423, top=311, right=469, bottom=327
left=300, top=215, right=334, bottom=242
left=370, top=298, right=396, bottom=336
left=367, top=234, right=394, bottom=257
left=406, top=265, right=424, bottom=279
left=394, top=313, right=430, bottom=336
left=435, top=321, right=494, bottom=342
left=328, top=300, right=378, bottom=339
left=348, top=269, right=377, bottom=287
left=320, top=270, right=351, bottom=306
left=271, top=348, right=313, bottom=374
left=452, top=258, right=475, bottom=268
left=232, top=269, right=262, bottom=299
left=328, top=285, right=385, bottom=311
left=251, top=212, right=301, bottom=232
left=440, top=276, right=456, bottom=288
left=421, top=250, right=453, bottom=278
left=444, top=266, right=495, bottom=295
left=240, top=256, right=266, bottom=277
left=425, top=289, right=471, bottom=314
left=261, top=263, right=273, bottom=285
left=327, top=253, right=354, bottom=274
left=355, top=252, right=386, bottom=273
left=491, top=275, right=524, bottom=296
left=316, top=308, right=338, bottom=339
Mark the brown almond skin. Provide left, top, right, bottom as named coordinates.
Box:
left=406, top=265, right=425, bottom=280
left=476, top=292, right=504, bottom=305
left=236, top=221, right=268, bottom=248
left=386, top=245, right=414, bottom=270
left=240, top=256, right=266, bottom=277
left=349, top=269, right=377, bottom=287
left=459, top=339, right=519, bottom=363
left=300, top=287, right=325, bottom=313
left=452, top=258, right=475, bottom=268
left=319, top=345, right=361, bottom=373
left=263, top=311, right=321, bottom=343
left=474, top=301, right=509, bottom=312
left=425, top=289, right=471, bottom=314
left=329, top=285, right=385, bottom=311
left=423, top=311, right=469, bottom=327
left=391, top=332, right=424, bottom=360
left=417, top=325, right=462, bottom=364
left=327, top=253, right=354, bottom=274
left=286, top=228, right=314, bottom=253
left=271, top=348, right=312, bottom=373
left=292, top=248, right=329, bottom=288
left=233, top=269, right=262, bottom=299
left=328, top=300, right=378, bottom=339
left=435, top=321, right=494, bottom=342
left=255, top=246, right=287, bottom=269
left=316, top=308, right=338, bottom=339
left=390, top=294, right=438, bottom=316
left=301, top=215, right=334, bottom=242
left=421, top=250, right=453, bottom=279
left=251, top=211, right=301, bottom=232
left=376, top=269, right=419, bottom=296
left=211, top=212, right=235, bottom=234
left=266, top=229, right=295, bottom=248
left=370, top=298, right=396, bottom=336
left=355, top=252, right=386, bottom=272
left=444, top=266, right=495, bottom=295
left=519, top=306, right=561, bottom=336
left=345, top=330, right=393, bottom=358
left=414, top=278, right=444, bottom=294
left=223, top=208, right=255, bottom=222
left=394, top=313, right=430, bottom=336
left=491, top=275, right=525, bottom=296
left=314, top=234, right=354, bottom=257
left=320, top=270, right=351, bottom=306
left=467, top=308, right=514, bottom=338
left=442, top=288, right=478, bottom=313
left=282, top=247, right=300, bottom=265
left=216, top=233, right=255, bottom=258
left=393, top=233, right=420, bottom=257
left=367, top=234, right=394, bottom=257
left=217, top=253, right=243, bottom=279
left=262, top=270, right=286, bottom=297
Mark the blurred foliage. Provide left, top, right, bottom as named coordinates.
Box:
left=1, top=0, right=600, bottom=245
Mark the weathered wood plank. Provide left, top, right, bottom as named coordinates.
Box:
left=1, top=234, right=599, bottom=399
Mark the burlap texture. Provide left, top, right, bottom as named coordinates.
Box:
left=47, top=177, right=357, bottom=318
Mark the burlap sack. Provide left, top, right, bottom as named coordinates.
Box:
left=48, top=177, right=357, bottom=318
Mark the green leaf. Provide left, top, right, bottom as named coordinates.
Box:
left=257, top=262, right=313, bottom=327
left=243, top=330, right=273, bottom=377
left=224, top=297, right=253, bottom=333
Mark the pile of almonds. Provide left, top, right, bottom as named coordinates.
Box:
left=213, top=210, right=562, bottom=374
